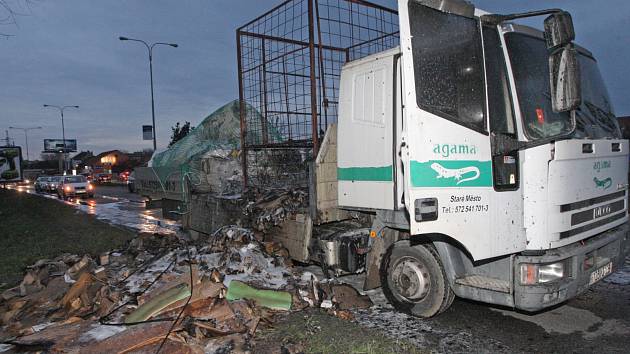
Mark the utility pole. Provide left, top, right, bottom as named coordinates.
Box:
left=119, top=36, right=178, bottom=151
left=3, top=130, right=14, bottom=146
left=9, top=126, right=42, bottom=161
left=43, top=104, right=79, bottom=173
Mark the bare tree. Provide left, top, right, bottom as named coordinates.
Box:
left=0, top=0, right=39, bottom=38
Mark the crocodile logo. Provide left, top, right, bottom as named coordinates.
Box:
left=593, top=177, right=612, bottom=190
left=431, top=162, right=480, bottom=185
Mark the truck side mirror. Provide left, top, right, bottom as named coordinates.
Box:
left=549, top=45, right=581, bottom=113
left=544, top=11, right=575, bottom=49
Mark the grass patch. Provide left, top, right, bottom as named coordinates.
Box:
left=255, top=309, right=425, bottom=354
left=0, top=189, right=134, bottom=288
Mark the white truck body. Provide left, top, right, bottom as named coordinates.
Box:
left=335, top=0, right=629, bottom=313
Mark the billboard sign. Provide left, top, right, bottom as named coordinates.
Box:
left=0, top=146, right=23, bottom=183
left=142, top=125, right=153, bottom=140
left=44, top=139, right=77, bottom=153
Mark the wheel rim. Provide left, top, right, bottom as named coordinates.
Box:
left=390, top=256, right=431, bottom=302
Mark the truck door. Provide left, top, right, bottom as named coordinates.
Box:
left=398, top=0, right=525, bottom=260
left=337, top=51, right=396, bottom=210
left=483, top=25, right=527, bottom=255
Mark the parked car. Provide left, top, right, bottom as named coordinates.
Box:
left=94, top=173, right=112, bottom=184
left=127, top=171, right=135, bottom=193
left=47, top=176, right=62, bottom=193
left=118, top=170, right=131, bottom=182
left=81, top=173, right=93, bottom=183
left=57, top=175, right=95, bottom=199
left=34, top=176, right=50, bottom=192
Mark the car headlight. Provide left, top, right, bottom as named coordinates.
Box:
left=520, top=261, right=567, bottom=285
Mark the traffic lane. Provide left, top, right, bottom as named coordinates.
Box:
left=5, top=183, right=36, bottom=194
left=77, top=184, right=179, bottom=234
left=56, top=184, right=142, bottom=206
left=5, top=181, right=137, bottom=203
left=20, top=183, right=178, bottom=234
left=92, top=184, right=143, bottom=202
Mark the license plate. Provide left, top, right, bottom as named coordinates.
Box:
left=76, top=190, right=86, bottom=193
left=589, top=262, right=613, bottom=285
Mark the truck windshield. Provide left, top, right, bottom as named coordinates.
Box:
left=505, top=32, right=620, bottom=140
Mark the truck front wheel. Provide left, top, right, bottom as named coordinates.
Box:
left=381, top=241, right=454, bottom=317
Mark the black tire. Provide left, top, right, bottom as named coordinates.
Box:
left=380, top=240, right=454, bottom=318
left=440, top=280, right=456, bottom=313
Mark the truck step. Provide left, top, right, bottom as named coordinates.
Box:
left=455, top=275, right=511, bottom=293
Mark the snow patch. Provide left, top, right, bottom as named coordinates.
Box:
left=124, top=252, right=176, bottom=293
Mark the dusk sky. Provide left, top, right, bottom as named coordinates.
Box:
left=1, top=0, right=629, bottom=156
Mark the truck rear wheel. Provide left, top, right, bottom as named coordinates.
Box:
left=381, top=240, right=454, bottom=317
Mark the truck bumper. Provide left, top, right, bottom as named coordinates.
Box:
left=514, top=222, right=630, bottom=312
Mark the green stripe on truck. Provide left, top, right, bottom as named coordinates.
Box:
left=337, top=166, right=393, bottom=182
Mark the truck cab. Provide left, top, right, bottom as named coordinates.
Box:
left=337, top=0, right=629, bottom=316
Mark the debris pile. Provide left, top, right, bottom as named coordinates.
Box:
left=244, top=189, right=309, bottom=232
left=0, top=227, right=372, bottom=353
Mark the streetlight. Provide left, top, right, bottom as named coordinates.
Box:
left=9, top=126, right=42, bottom=161
left=119, top=36, right=178, bottom=151
left=43, top=104, right=79, bottom=173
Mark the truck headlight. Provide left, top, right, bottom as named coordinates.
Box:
left=520, top=261, right=567, bottom=285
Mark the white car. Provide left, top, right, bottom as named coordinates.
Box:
left=34, top=176, right=50, bottom=193
left=47, top=176, right=62, bottom=193
left=57, top=175, right=95, bottom=199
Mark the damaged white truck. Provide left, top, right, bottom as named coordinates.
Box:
left=236, top=0, right=630, bottom=317
left=331, top=0, right=630, bottom=317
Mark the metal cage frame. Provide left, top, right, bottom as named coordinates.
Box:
left=237, top=0, right=399, bottom=187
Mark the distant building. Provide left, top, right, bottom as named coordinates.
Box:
left=98, top=150, right=129, bottom=165
left=87, top=150, right=130, bottom=174
left=71, top=151, right=94, bottom=169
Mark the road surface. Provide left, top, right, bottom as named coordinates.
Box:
left=10, top=183, right=178, bottom=234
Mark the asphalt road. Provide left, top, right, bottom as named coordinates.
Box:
left=10, top=183, right=630, bottom=353
left=12, top=183, right=178, bottom=234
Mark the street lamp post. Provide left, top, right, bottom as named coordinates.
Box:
left=119, top=36, right=178, bottom=151
left=43, top=104, right=79, bottom=173
left=9, top=126, right=42, bottom=161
